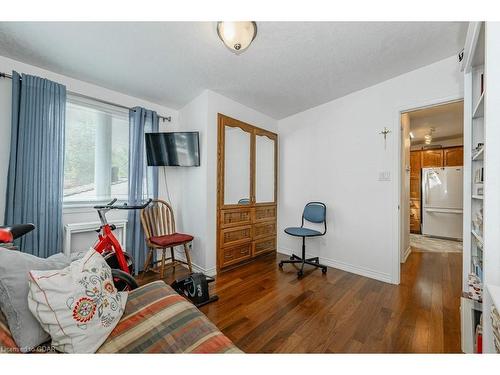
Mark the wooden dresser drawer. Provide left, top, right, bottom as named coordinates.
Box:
left=253, top=237, right=276, bottom=256
left=254, top=206, right=276, bottom=223
left=221, top=243, right=252, bottom=267
left=220, top=208, right=252, bottom=228
left=254, top=221, right=276, bottom=240
left=220, top=225, right=252, bottom=247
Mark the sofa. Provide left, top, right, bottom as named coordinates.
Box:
left=0, top=280, right=240, bottom=354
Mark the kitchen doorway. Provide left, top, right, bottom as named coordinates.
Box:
left=400, top=100, right=465, bottom=263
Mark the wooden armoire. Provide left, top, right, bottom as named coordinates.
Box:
left=410, top=146, right=464, bottom=233
left=216, top=114, right=278, bottom=273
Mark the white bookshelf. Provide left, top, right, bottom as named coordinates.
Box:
left=461, top=22, right=500, bottom=354
left=461, top=21, right=485, bottom=354
left=482, top=22, right=500, bottom=354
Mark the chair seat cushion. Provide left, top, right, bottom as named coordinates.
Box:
left=150, top=233, right=194, bottom=247
left=284, top=227, right=322, bottom=237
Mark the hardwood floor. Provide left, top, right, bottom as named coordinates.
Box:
left=139, top=250, right=462, bottom=353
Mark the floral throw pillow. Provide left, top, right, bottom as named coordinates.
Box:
left=27, top=248, right=128, bottom=353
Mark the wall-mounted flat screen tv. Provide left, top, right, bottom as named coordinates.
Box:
left=145, top=132, right=200, bottom=167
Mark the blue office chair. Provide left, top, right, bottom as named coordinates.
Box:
left=279, top=202, right=328, bottom=278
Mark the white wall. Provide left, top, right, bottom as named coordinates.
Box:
left=174, top=91, right=210, bottom=270
left=0, top=55, right=178, bottom=253
left=277, top=55, right=463, bottom=284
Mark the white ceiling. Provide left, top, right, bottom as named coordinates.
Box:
left=0, top=22, right=467, bottom=119
left=408, top=101, right=464, bottom=143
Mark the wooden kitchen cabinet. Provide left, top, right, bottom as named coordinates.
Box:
left=410, top=150, right=422, bottom=178
left=421, top=149, right=443, bottom=167
left=410, top=199, right=421, bottom=233
left=444, top=147, right=464, bottom=166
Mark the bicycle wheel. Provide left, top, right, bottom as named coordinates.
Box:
left=102, top=251, right=135, bottom=275
left=111, top=269, right=138, bottom=291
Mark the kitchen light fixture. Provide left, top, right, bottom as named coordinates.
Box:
left=424, top=127, right=435, bottom=145
left=217, top=22, right=257, bottom=54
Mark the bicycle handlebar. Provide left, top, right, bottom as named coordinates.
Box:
left=93, top=198, right=152, bottom=210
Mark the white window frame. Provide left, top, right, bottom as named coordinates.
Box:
left=63, top=94, right=130, bottom=208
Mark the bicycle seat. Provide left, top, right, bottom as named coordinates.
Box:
left=0, top=224, right=35, bottom=243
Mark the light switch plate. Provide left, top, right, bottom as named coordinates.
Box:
left=378, top=171, right=391, bottom=181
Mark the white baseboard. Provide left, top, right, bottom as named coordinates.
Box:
left=401, top=246, right=411, bottom=263
left=172, top=249, right=217, bottom=277
left=278, top=248, right=392, bottom=284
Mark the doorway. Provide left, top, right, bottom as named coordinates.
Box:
left=397, top=99, right=465, bottom=351
left=401, top=100, right=464, bottom=261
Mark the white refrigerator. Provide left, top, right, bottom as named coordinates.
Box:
left=421, top=166, right=463, bottom=240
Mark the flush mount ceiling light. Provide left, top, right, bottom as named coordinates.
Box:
left=217, top=22, right=257, bottom=54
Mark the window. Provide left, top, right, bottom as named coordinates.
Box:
left=64, top=96, right=129, bottom=204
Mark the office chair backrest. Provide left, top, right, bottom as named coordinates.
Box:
left=303, top=202, right=326, bottom=223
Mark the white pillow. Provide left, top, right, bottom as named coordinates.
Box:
left=27, top=248, right=128, bottom=353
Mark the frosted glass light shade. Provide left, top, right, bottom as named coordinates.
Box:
left=217, top=22, right=257, bottom=54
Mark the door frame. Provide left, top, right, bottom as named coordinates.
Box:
left=394, top=95, right=464, bottom=284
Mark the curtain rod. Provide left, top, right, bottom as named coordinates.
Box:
left=0, top=72, right=172, bottom=122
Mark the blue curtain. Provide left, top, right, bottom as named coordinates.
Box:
left=127, top=107, right=159, bottom=274
left=4, top=71, right=66, bottom=257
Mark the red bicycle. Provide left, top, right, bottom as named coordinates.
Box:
left=93, top=198, right=152, bottom=290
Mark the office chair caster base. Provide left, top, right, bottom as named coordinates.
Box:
left=278, top=262, right=284, bottom=269
left=321, top=267, right=327, bottom=274
left=297, top=270, right=304, bottom=278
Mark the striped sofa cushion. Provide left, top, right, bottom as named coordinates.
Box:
left=97, top=281, right=241, bottom=353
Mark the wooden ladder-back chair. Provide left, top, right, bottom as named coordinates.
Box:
left=140, top=199, right=193, bottom=278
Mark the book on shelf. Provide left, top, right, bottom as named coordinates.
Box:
left=474, top=167, right=484, bottom=183
left=472, top=256, right=483, bottom=281
left=472, top=144, right=484, bottom=159
left=467, top=273, right=483, bottom=302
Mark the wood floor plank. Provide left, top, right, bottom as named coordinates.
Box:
left=139, top=250, right=462, bottom=353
